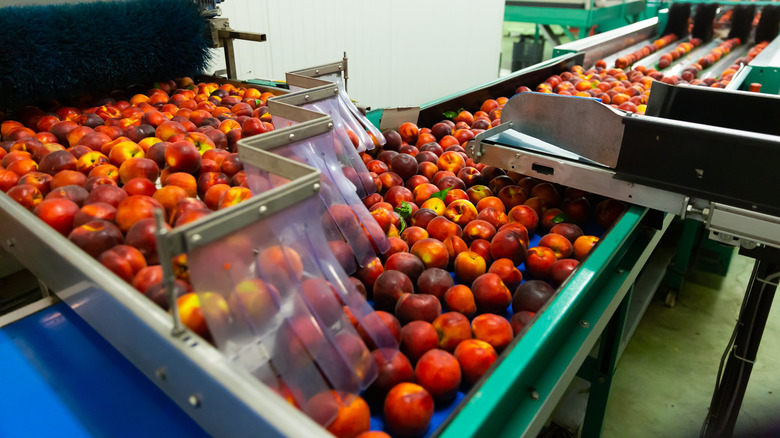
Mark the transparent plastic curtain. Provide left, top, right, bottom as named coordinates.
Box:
left=270, top=114, right=389, bottom=257
left=244, top=144, right=370, bottom=273
left=321, top=73, right=386, bottom=149
left=290, top=73, right=386, bottom=151
left=187, top=190, right=397, bottom=425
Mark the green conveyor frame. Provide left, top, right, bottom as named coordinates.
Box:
left=504, top=0, right=649, bottom=41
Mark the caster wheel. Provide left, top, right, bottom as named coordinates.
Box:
left=664, top=289, right=678, bottom=308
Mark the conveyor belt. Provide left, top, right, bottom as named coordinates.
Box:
left=0, top=302, right=209, bottom=437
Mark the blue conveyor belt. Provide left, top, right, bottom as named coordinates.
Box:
left=0, top=302, right=209, bottom=438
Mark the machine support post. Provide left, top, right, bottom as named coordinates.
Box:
left=581, top=285, right=632, bottom=438
left=702, top=248, right=780, bottom=437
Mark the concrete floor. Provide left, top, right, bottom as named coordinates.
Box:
left=603, top=254, right=780, bottom=437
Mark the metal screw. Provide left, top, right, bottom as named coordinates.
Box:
left=288, top=133, right=295, bottom=141
left=188, top=395, right=201, bottom=407
left=6, top=239, right=14, bottom=248
left=314, top=69, right=320, bottom=74
left=617, top=268, right=625, bottom=274
left=304, top=94, right=310, bottom=100
left=327, top=123, right=333, bottom=129
left=529, top=389, right=540, bottom=400
left=258, top=205, right=267, bottom=214
left=718, top=233, right=734, bottom=242
left=156, top=367, right=167, bottom=380
left=580, top=320, right=590, bottom=328
left=476, top=152, right=482, bottom=158
left=313, top=183, right=321, bottom=191
left=191, top=234, right=202, bottom=243
left=334, top=88, right=339, bottom=94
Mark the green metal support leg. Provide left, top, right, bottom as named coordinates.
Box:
left=662, top=219, right=702, bottom=306
left=580, top=285, right=633, bottom=437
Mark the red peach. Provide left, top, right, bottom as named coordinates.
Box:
left=454, top=339, right=497, bottom=384
left=471, top=273, right=512, bottom=314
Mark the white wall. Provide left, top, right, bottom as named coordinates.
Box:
left=208, top=1, right=505, bottom=109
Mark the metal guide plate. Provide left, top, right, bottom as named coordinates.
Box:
left=501, top=92, right=626, bottom=168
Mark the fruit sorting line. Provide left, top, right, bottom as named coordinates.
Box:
left=2, top=3, right=780, bottom=438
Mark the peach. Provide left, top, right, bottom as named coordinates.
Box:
left=498, top=185, right=528, bottom=210
left=454, top=250, right=487, bottom=284
left=410, top=238, right=449, bottom=270
left=466, top=185, right=493, bottom=204
left=416, top=267, right=454, bottom=300
left=373, top=270, right=414, bottom=312
left=490, top=229, right=527, bottom=266
left=395, top=293, right=441, bottom=325
left=18, top=172, right=52, bottom=196
left=165, top=141, right=201, bottom=174
left=512, top=280, right=556, bottom=313
left=420, top=197, right=445, bottom=215
left=433, top=312, right=472, bottom=352
left=354, top=257, right=384, bottom=293
left=463, top=219, right=496, bottom=244
left=115, top=195, right=163, bottom=233
left=454, top=339, right=497, bottom=384
left=538, top=233, right=573, bottom=259
left=383, top=383, right=434, bottom=437
left=73, top=202, right=117, bottom=227
left=33, top=198, right=79, bottom=236
left=471, top=273, right=512, bottom=314
left=384, top=252, right=425, bottom=283
left=443, top=199, right=477, bottom=227
left=217, top=186, right=252, bottom=209
left=398, top=122, right=419, bottom=144
left=399, top=225, right=427, bottom=246
left=477, top=207, right=509, bottom=229
left=68, top=219, right=124, bottom=258
left=507, top=204, right=539, bottom=232
left=510, top=311, right=536, bottom=336
left=549, top=258, right=579, bottom=287
left=476, top=196, right=505, bottom=213
left=400, top=320, right=439, bottom=364
left=98, top=244, right=148, bottom=283
left=573, top=235, right=599, bottom=260
left=76, top=151, right=110, bottom=175
left=7, top=184, right=43, bottom=210
left=488, top=258, right=523, bottom=291
left=107, top=141, right=144, bottom=167
left=525, top=246, right=557, bottom=279
left=443, top=285, right=477, bottom=317
left=118, top=157, right=159, bottom=184
left=436, top=151, right=465, bottom=174
left=415, top=349, right=461, bottom=401
left=469, top=238, right=493, bottom=265
left=369, top=349, right=414, bottom=398
left=550, top=222, right=584, bottom=244
left=50, top=170, right=87, bottom=189
left=471, top=313, right=513, bottom=352
left=442, top=235, right=468, bottom=265
left=425, top=216, right=461, bottom=241
left=122, top=177, right=156, bottom=197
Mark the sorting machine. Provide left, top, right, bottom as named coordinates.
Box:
left=2, top=1, right=780, bottom=438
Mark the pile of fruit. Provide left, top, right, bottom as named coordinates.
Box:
left=657, top=38, right=703, bottom=69
left=615, top=33, right=677, bottom=68
left=0, top=79, right=278, bottom=308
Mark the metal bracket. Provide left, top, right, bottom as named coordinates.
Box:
left=286, top=56, right=348, bottom=91
left=208, top=18, right=267, bottom=80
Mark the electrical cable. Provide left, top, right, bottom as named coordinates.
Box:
left=700, top=268, right=780, bottom=437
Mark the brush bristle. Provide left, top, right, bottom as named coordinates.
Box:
left=0, top=0, right=212, bottom=109
left=692, top=3, right=720, bottom=41
left=663, top=3, right=691, bottom=39
left=756, top=5, right=780, bottom=43
left=728, top=5, right=756, bottom=42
